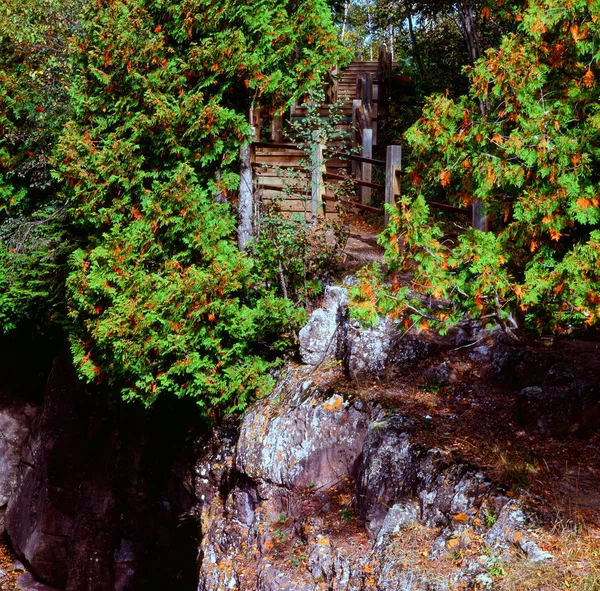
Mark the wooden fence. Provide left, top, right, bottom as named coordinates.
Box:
left=250, top=46, right=473, bottom=226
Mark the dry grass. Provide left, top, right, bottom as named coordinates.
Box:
left=497, top=526, right=600, bottom=591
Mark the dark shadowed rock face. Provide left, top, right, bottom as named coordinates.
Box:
left=0, top=332, right=55, bottom=529
left=6, top=357, right=85, bottom=587
left=356, top=415, right=491, bottom=537
left=512, top=361, right=600, bottom=437
left=491, top=337, right=600, bottom=437
left=4, top=355, right=201, bottom=591
left=0, top=401, right=37, bottom=511
left=355, top=415, right=423, bottom=536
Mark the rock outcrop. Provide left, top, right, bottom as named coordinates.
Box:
left=299, top=286, right=448, bottom=380
left=1, top=322, right=592, bottom=590
left=0, top=400, right=37, bottom=513
left=299, top=287, right=348, bottom=366
left=193, top=366, right=552, bottom=591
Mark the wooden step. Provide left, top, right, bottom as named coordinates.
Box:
left=290, top=106, right=353, bottom=115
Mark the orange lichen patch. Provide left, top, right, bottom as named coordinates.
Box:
left=512, top=530, right=525, bottom=543
left=453, top=512, right=469, bottom=522
left=263, top=539, right=274, bottom=553
left=322, top=395, right=343, bottom=412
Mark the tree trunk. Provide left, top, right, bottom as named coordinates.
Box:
left=404, top=0, right=425, bottom=79
left=455, top=0, right=489, bottom=231
left=238, top=141, right=254, bottom=250
left=456, top=0, right=481, bottom=64
left=341, top=0, right=350, bottom=40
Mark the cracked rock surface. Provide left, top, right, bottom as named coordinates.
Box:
left=194, top=365, right=553, bottom=591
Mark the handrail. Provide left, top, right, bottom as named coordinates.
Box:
left=324, top=172, right=385, bottom=190
left=323, top=195, right=382, bottom=214
left=427, top=201, right=472, bottom=215
left=332, top=152, right=385, bottom=166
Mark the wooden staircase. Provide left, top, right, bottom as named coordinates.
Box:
left=251, top=58, right=386, bottom=220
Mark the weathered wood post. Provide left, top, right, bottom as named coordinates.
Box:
left=270, top=114, right=283, bottom=143
left=385, top=145, right=402, bottom=226
left=311, top=129, right=326, bottom=224
left=360, top=72, right=373, bottom=205
left=362, top=73, right=372, bottom=125
left=251, top=106, right=261, bottom=141
left=377, top=45, right=391, bottom=131
left=352, top=98, right=362, bottom=183
left=361, top=128, right=373, bottom=205
left=372, top=81, right=379, bottom=146
left=472, top=202, right=489, bottom=231
left=328, top=65, right=339, bottom=104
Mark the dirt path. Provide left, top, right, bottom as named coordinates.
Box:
left=340, top=213, right=385, bottom=269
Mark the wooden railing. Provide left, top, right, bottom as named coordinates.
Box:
left=250, top=46, right=473, bottom=227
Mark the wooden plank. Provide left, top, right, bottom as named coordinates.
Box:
left=253, top=142, right=304, bottom=151
left=253, top=156, right=305, bottom=165
left=262, top=199, right=337, bottom=214
left=255, top=175, right=309, bottom=186
left=254, top=164, right=304, bottom=172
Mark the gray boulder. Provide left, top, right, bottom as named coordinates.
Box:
left=299, top=286, right=348, bottom=366
left=237, top=368, right=369, bottom=490
left=486, top=503, right=553, bottom=562
left=345, top=317, right=397, bottom=380
left=344, top=320, right=445, bottom=381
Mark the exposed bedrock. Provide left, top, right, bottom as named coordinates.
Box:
left=298, top=286, right=449, bottom=381
left=194, top=366, right=552, bottom=591
left=1, top=317, right=594, bottom=590
left=3, top=353, right=200, bottom=591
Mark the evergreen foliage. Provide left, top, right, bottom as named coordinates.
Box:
left=0, top=0, right=83, bottom=329
left=1, top=0, right=346, bottom=412
left=372, top=0, right=600, bottom=335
